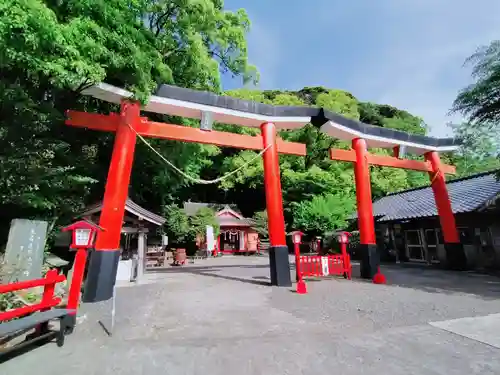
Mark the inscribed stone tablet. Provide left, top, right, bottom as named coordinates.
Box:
left=3, top=219, right=48, bottom=282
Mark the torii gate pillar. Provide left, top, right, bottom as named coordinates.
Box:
left=352, top=138, right=379, bottom=279
left=261, top=122, right=292, bottom=287
left=83, top=101, right=139, bottom=302
left=424, top=151, right=467, bottom=270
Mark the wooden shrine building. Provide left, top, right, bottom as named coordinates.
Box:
left=183, top=202, right=259, bottom=254
left=80, top=198, right=166, bottom=282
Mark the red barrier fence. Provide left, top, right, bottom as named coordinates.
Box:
left=299, top=254, right=352, bottom=279
left=0, top=269, right=66, bottom=322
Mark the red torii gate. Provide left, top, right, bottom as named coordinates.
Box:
left=327, top=142, right=460, bottom=277
left=66, top=83, right=462, bottom=302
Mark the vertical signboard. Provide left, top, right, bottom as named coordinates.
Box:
left=206, top=225, right=215, bottom=251
left=3, top=219, right=48, bottom=282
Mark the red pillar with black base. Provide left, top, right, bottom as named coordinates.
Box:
left=83, top=101, right=139, bottom=302
left=261, top=122, right=292, bottom=287
left=425, top=151, right=467, bottom=270
left=352, top=138, right=379, bottom=279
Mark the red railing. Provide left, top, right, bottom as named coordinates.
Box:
left=299, top=254, right=352, bottom=279
left=0, top=269, right=66, bottom=322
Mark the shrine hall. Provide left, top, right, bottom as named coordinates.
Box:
left=184, top=202, right=259, bottom=254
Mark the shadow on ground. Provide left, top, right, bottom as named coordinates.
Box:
left=148, top=258, right=500, bottom=299
left=356, top=263, right=500, bottom=300
left=148, top=263, right=272, bottom=286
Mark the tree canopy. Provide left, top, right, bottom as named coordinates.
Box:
left=0, top=1, right=497, bottom=248
left=451, top=40, right=500, bottom=161
left=452, top=41, right=500, bottom=126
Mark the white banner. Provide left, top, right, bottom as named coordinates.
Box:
left=321, top=256, right=329, bottom=276
left=206, top=225, right=215, bottom=251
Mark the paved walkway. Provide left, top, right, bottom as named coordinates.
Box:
left=3, top=256, right=500, bottom=374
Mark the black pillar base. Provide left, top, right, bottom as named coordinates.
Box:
left=444, top=243, right=468, bottom=271
left=269, top=245, right=292, bottom=287
left=360, top=244, right=379, bottom=279
left=82, top=250, right=120, bottom=303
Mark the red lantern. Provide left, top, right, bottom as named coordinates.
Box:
left=337, top=232, right=349, bottom=244
left=62, top=219, right=104, bottom=249
left=291, top=231, right=304, bottom=245
left=290, top=231, right=306, bottom=294
left=62, top=219, right=105, bottom=324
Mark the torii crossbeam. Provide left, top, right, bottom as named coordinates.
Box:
left=67, top=83, right=463, bottom=302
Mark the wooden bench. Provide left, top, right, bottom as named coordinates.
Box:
left=0, top=308, right=74, bottom=351
left=0, top=270, right=75, bottom=356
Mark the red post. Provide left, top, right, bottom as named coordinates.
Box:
left=294, top=242, right=301, bottom=282
left=352, top=138, right=376, bottom=245
left=214, top=235, right=220, bottom=257
left=66, top=248, right=88, bottom=312
left=40, top=269, right=58, bottom=311
left=261, top=122, right=291, bottom=287
left=84, top=100, right=139, bottom=302
left=424, top=151, right=459, bottom=243
left=352, top=138, right=380, bottom=279
left=95, top=101, right=139, bottom=250
left=261, top=122, right=286, bottom=246
left=424, top=151, right=466, bottom=269
left=340, top=241, right=348, bottom=273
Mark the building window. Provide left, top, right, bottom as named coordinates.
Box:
left=424, top=229, right=440, bottom=263
left=405, top=230, right=420, bottom=246
left=404, top=230, right=425, bottom=261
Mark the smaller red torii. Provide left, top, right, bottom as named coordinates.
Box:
left=327, top=139, right=460, bottom=277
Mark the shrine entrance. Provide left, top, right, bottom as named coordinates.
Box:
left=219, top=229, right=242, bottom=254
left=66, top=82, right=462, bottom=303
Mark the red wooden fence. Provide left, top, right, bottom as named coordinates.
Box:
left=299, top=254, right=352, bottom=279
left=0, top=269, right=66, bottom=322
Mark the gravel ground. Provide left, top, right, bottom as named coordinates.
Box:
left=2, top=255, right=500, bottom=375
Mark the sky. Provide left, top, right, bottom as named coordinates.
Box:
left=222, top=0, right=500, bottom=137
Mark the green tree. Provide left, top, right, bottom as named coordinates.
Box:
left=451, top=41, right=500, bottom=162
left=0, top=0, right=255, bottom=247
left=452, top=41, right=500, bottom=126
left=146, top=0, right=257, bottom=91
left=162, top=204, right=191, bottom=244
left=189, top=206, right=220, bottom=241
left=251, top=210, right=268, bottom=238
left=292, top=192, right=356, bottom=236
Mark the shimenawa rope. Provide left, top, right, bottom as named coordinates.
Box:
left=128, top=123, right=271, bottom=185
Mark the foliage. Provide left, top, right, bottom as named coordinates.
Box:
left=0, top=0, right=254, bottom=247
left=251, top=210, right=268, bottom=238
left=452, top=41, right=500, bottom=126
left=450, top=40, right=500, bottom=169
left=292, top=192, right=356, bottom=236
left=162, top=204, right=219, bottom=245
left=189, top=206, right=220, bottom=241
left=441, top=124, right=500, bottom=177
left=0, top=1, right=498, bottom=251
left=0, top=260, right=26, bottom=313
left=359, top=103, right=428, bottom=135
left=162, top=204, right=191, bottom=244
left=146, top=0, right=258, bottom=91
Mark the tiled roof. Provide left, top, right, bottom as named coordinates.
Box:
left=217, top=217, right=253, bottom=227
left=361, top=170, right=500, bottom=222
left=80, top=198, right=166, bottom=226
left=183, top=202, right=241, bottom=216
left=183, top=202, right=254, bottom=227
